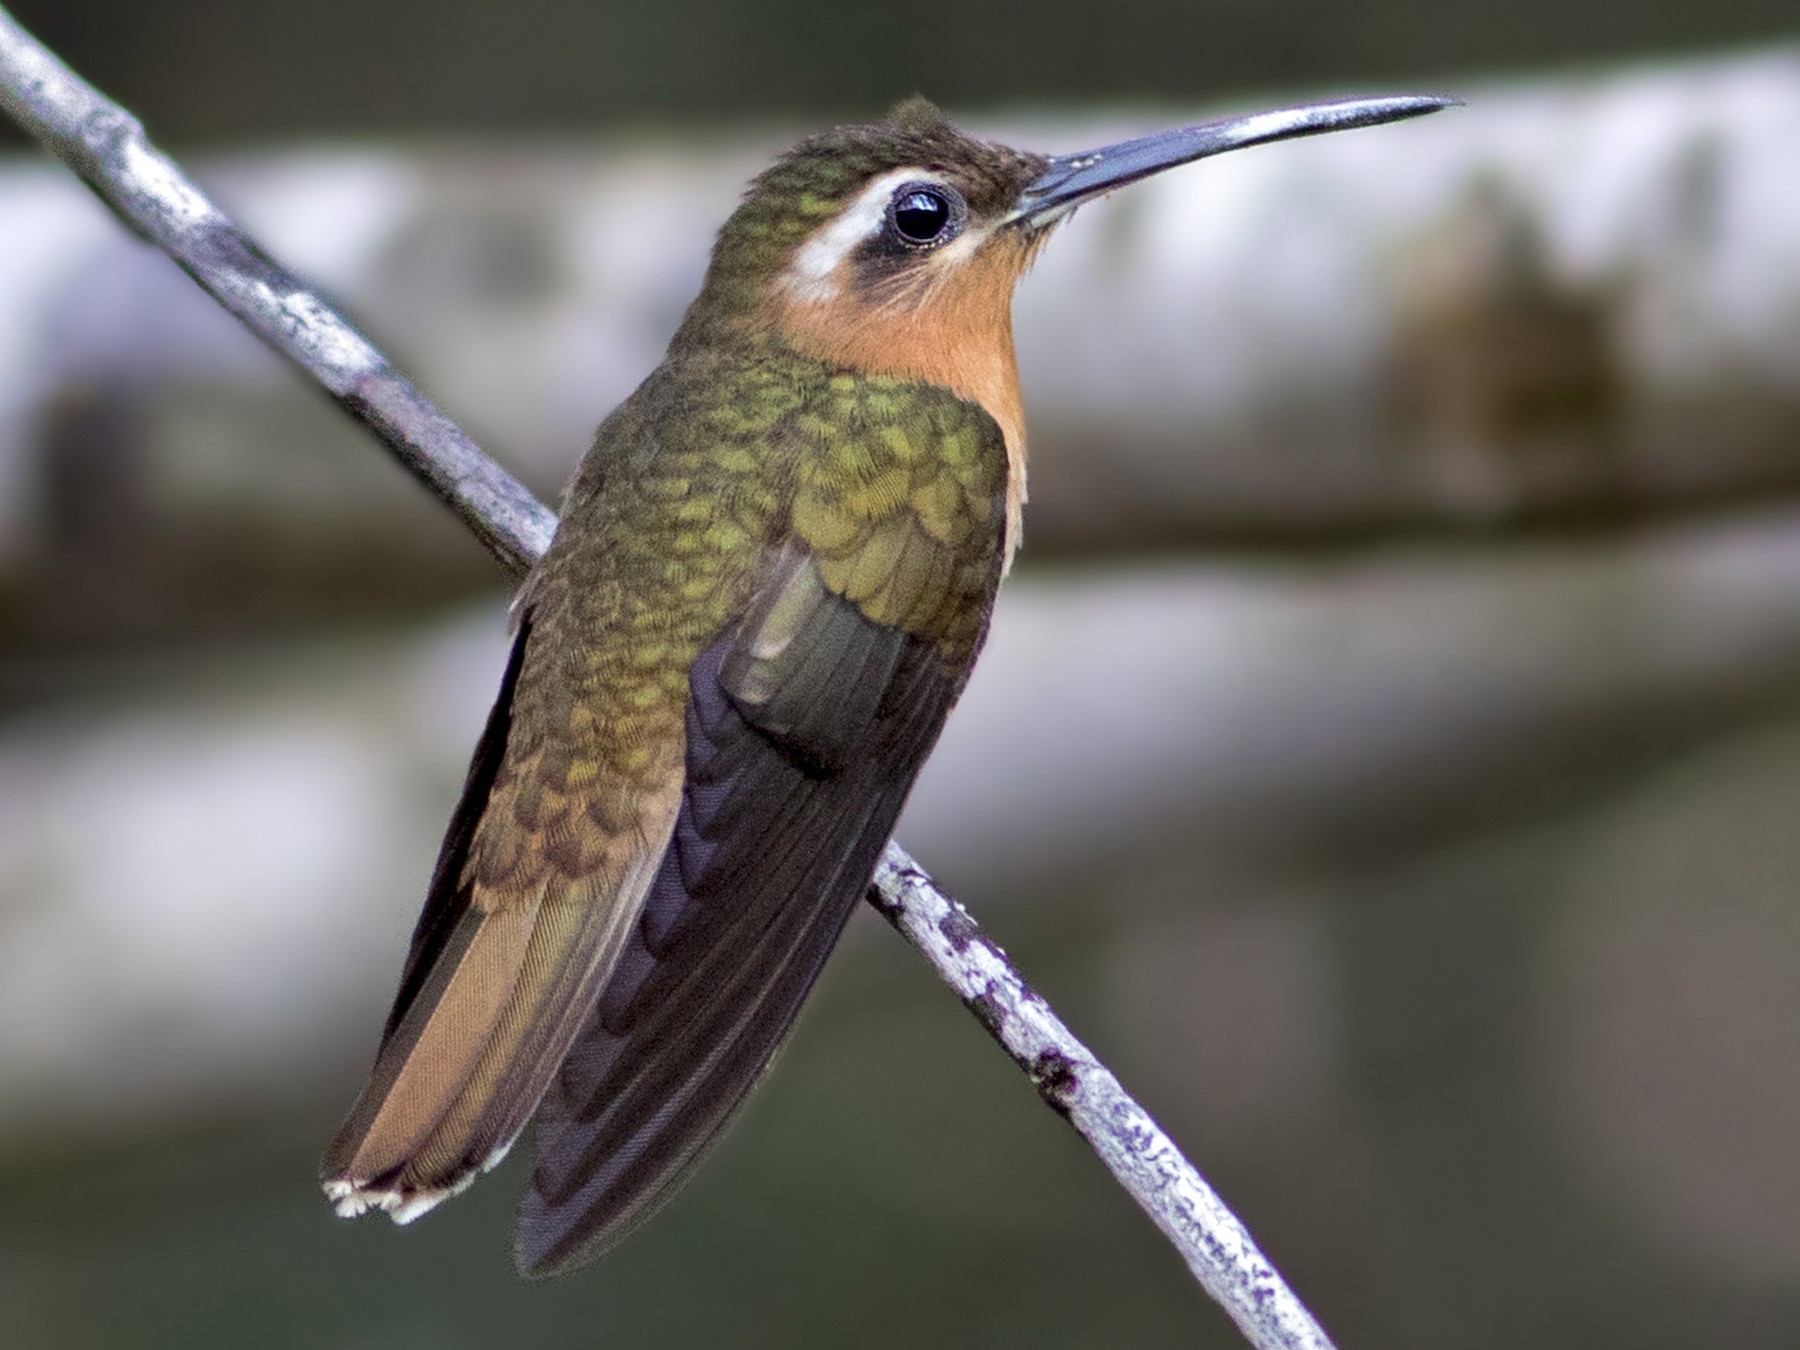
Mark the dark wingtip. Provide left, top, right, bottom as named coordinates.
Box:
left=512, top=1192, right=613, bottom=1280
left=513, top=1234, right=562, bottom=1281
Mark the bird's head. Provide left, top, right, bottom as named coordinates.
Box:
left=677, top=92, right=1453, bottom=552
left=687, top=92, right=1452, bottom=346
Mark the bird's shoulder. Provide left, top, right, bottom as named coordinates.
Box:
left=779, top=367, right=1008, bottom=660
left=550, top=348, right=1008, bottom=652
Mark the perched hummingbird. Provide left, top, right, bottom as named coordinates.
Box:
left=322, top=91, right=1451, bottom=1276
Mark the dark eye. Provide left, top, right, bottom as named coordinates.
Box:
left=888, top=184, right=962, bottom=247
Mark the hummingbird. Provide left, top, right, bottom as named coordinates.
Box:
left=322, top=90, right=1452, bottom=1276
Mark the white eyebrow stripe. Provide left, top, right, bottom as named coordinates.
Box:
left=780, top=166, right=928, bottom=303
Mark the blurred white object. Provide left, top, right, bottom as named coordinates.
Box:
left=9, top=505, right=1800, bottom=1134
left=0, top=47, right=1799, bottom=574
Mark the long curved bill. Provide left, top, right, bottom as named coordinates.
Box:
left=1009, top=93, right=1458, bottom=228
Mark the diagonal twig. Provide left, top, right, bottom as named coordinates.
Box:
left=0, top=8, right=1336, bottom=1348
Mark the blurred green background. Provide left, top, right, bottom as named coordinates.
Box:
left=4, top=2, right=1800, bottom=1349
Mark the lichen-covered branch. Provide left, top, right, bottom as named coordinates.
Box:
left=870, top=845, right=1335, bottom=1350
left=0, top=6, right=1335, bottom=1347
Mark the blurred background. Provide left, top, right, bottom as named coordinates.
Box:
left=3, top=2, right=1800, bottom=1347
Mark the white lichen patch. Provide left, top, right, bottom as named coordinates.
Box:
left=280, top=290, right=382, bottom=378
left=120, top=139, right=217, bottom=231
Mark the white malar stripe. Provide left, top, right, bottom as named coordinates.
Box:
left=929, top=221, right=993, bottom=272
left=780, top=167, right=927, bottom=303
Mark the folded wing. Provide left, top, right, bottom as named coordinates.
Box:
left=515, top=536, right=988, bottom=1275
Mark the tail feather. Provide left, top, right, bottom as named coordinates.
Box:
left=321, top=851, right=668, bottom=1222
left=410, top=849, right=663, bottom=1190
left=320, top=610, right=683, bottom=1224
left=321, top=898, right=543, bottom=1220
